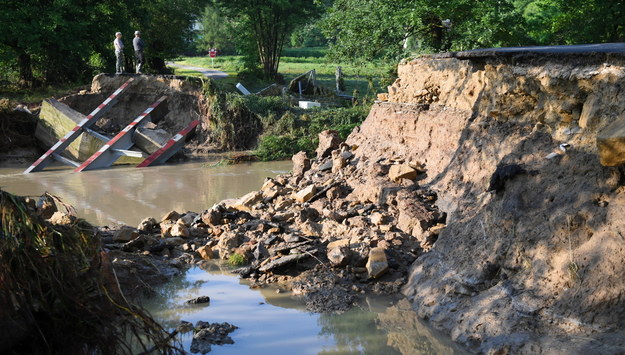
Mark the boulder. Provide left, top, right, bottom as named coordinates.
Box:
left=369, top=212, right=386, bottom=226
left=318, top=160, right=333, bottom=171
left=161, top=210, right=180, bottom=222
left=160, top=221, right=175, bottom=237
left=388, top=164, right=418, bottom=182
left=316, top=130, right=342, bottom=158
left=138, top=217, right=158, bottom=232
left=216, top=232, right=244, bottom=259
left=366, top=247, right=389, bottom=278
left=170, top=222, right=190, bottom=238
left=331, top=150, right=347, bottom=173
left=597, top=116, right=625, bottom=166
left=234, top=191, right=263, bottom=211
left=179, top=213, right=197, bottom=227
left=294, top=185, right=317, bottom=203
left=327, top=247, right=350, bottom=266
left=197, top=245, right=215, bottom=260
left=292, top=151, right=311, bottom=177
left=113, top=225, right=140, bottom=242
left=186, top=296, right=210, bottom=305
left=201, top=207, right=222, bottom=226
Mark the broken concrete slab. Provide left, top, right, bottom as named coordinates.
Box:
left=35, top=99, right=143, bottom=164
left=134, top=127, right=170, bottom=154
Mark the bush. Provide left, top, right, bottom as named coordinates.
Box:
left=256, top=104, right=369, bottom=161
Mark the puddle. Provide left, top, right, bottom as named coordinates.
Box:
left=143, top=263, right=467, bottom=355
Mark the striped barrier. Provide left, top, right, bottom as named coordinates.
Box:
left=23, top=78, right=134, bottom=174
left=74, top=96, right=168, bottom=172
left=136, top=120, right=200, bottom=168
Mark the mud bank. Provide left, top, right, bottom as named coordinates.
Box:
left=353, top=53, right=625, bottom=353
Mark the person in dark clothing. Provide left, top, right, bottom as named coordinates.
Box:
left=133, top=31, right=145, bottom=74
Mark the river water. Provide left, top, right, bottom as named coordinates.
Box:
left=0, top=160, right=466, bottom=354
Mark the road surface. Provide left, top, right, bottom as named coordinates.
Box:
left=166, top=62, right=228, bottom=78
left=438, top=43, right=625, bottom=59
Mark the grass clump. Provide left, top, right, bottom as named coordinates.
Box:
left=227, top=253, right=247, bottom=267
left=0, top=190, right=176, bottom=354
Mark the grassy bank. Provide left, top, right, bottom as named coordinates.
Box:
left=202, top=78, right=371, bottom=161
left=171, top=47, right=396, bottom=96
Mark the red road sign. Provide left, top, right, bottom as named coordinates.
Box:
left=209, top=49, right=217, bottom=58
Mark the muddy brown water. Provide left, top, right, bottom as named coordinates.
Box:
left=0, top=160, right=466, bottom=354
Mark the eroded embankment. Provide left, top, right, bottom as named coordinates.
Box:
left=346, top=53, right=625, bottom=353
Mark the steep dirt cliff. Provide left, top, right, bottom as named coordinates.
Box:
left=346, top=52, right=625, bottom=353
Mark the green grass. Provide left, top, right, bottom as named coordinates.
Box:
left=171, top=47, right=395, bottom=97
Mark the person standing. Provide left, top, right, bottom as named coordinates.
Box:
left=133, top=31, right=145, bottom=74
left=113, top=32, right=124, bottom=74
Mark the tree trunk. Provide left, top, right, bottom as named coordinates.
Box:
left=17, top=52, right=35, bottom=88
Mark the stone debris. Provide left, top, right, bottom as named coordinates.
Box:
left=189, top=321, right=238, bottom=354
left=98, top=133, right=443, bottom=313
left=186, top=296, right=210, bottom=305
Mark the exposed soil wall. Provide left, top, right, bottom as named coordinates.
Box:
left=346, top=53, right=625, bottom=353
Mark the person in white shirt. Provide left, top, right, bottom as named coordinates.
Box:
left=114, top=32, right=124, bottom=74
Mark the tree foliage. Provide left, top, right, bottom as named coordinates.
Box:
left=321, top=0, right=625, bottom=61
left=213, top=0, right=319, bottom=79
left=0, top=0, right=206, bottom=86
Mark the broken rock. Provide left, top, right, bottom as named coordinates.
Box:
left=197, top=245, right=215, bottom=260
left=597, top=115, right=625, bottom=166
left=113, top=225, right=140, bottom=242
left=366, top=247, right=389, bottom=278
left=201, top=207, right=223, bottom=226
left=316, top=130, right=342, bottom=159
left=138, top=217, right=158, bottom=232
left=388, top=163, right=418, bottom=182
left=292, top=151, right=311, bottom=177
left=294, top=185, right=317, bottom=203
left=161, top=210, right=180, bottom=222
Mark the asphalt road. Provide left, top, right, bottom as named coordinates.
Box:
left=166, top=62, right=228, bottom=78
left=441, top=42, right=625, bottom=59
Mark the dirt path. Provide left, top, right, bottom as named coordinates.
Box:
left=166, top=62, right=228, bottom=78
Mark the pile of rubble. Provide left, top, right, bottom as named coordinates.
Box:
left=84, top=130, right=446, bottom=310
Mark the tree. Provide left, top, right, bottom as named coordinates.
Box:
left=0, top=0, right=207, bottom=86
left=197, top=4, right=239, bottom=55
left=321, top=0, right=528, bottom=60
left=213, top=0, right=319, bottom=79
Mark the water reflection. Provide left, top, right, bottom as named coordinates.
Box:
left=143, top=265, right=467, bottom=355
left=0, top=160, right=291, bottom=226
